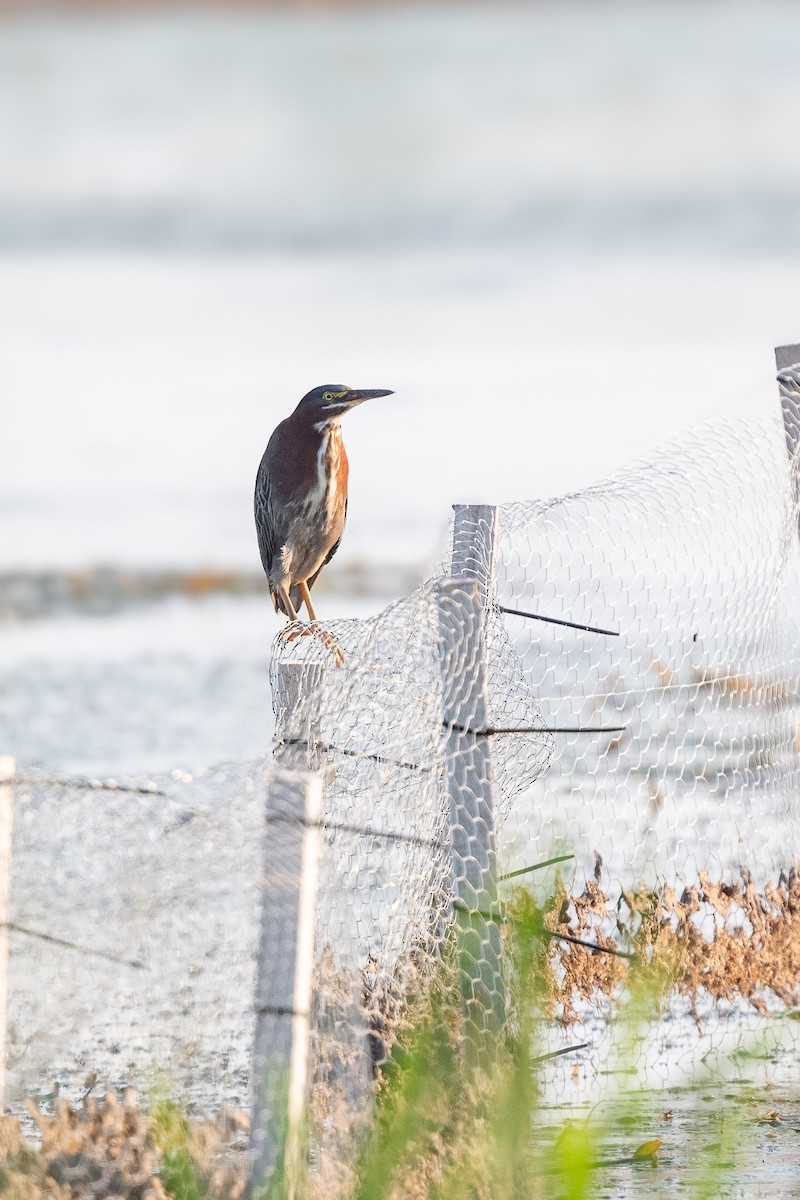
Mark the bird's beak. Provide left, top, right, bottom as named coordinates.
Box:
left=343, top=388, right=394, bottom=407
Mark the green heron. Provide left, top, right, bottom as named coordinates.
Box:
left=254, top=384, right=393, bottom=630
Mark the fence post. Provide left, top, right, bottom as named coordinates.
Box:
left=775, top=346, right=800, bottom=537
left=0, top=757, right=12, bottom=1109
left=448, top=506, right=505, bottom=1057
left=274, top=664, right=324, bottom=770
left=436, top=577, right=505, bottom=1063
left=451, top=504, right=499, bottom=610
left=249, top=767, right=322, bottom=1200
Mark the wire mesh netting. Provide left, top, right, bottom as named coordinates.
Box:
left=491, top=408, right=800, bottom=1090
left=7, top=761, right=265, bottom=1114
left=496, top=411, right=800, bottom=895
left=6, top=398, right=800, bottom=1194
left=263, top=404, right=800, bottom=1182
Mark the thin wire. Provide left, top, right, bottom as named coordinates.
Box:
left=540, top=928, right=636, bottom=961
left=4, top=922, right=146, bottom=969
left=484, top=725, right=626, bottom=735
left=265, top=810, right=444, bottom=851
left=15, top=775, right=165, bottom=796
left=498, top=604, right=619, bottom=637
left=452, top=902, right=636, bottom=961
left=447, top=721, right=626, bottom=736
left=281, top=721, right=626, bottom=781
left=255, top=1003, right=310, bottom=1019
left=280, top=738, right=429, bottom=773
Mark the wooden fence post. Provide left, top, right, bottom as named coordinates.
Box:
left=0, top=757, right=12, bottom=1110
left=449, top=507, right=505, bottom=1053
left=775, top=345, right=800, bottom=537
left=249, top=767, right=322, bottom=1200
left=436, top=571, right=505, bottom=1063
left=451, top=504, right=499, bottom=610
left=273, top=664, right=324, bottom=770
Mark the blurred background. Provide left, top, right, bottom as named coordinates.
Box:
left=4, top=0, right=800, bottom=774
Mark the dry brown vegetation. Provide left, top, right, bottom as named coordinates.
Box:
left=1, top=869, right=798, bottom=1198
left=0, top=1091, right=248, bottom=1200
left=541, top=866, right=800, bottom=1021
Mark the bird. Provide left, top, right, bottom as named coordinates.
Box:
left=254, top=384, right=393, bottom=632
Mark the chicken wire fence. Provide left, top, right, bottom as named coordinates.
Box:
left=496, top=411, right=800, bottom=898
left=254, top=366, right=800, bottom=1192
left=4, top=759, right=265, bottom=1116
left=2, top=358, right=800, bottom=1194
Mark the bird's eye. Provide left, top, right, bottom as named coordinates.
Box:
left=323, top=392, right=333, bottom=402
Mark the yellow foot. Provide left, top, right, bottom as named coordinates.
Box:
left=277, top=622, right=345, bottom=667
left=276, top=621, right=310, bottom=649
left=314, top=625, right=346, bottom=667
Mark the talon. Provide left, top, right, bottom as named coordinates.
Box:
left=277, top=621, right=310, bottom=647
left=319, top=629, right=346, bottom=667
left=276, top=621, right=345, bottom=666
left=308, top=623, right=346, bottom=666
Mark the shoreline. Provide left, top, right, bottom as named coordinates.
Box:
left=0, top=563, right=424, bottom=621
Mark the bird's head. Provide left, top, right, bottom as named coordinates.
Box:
left=297, top=384, right=393, bottom=425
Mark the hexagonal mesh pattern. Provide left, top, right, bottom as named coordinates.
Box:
left=6, top=761, right=263, bottom=1112
left=266, top=576, right=553, bottom=1169
left=265, top=405, right=800, bottom=1181
left=496, top=410, right=800, bottom=895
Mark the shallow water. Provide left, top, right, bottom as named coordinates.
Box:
left=5, top=4, right=800, bottom=579
left=0, top=591, right=399, bottom=774
left=4, top=4, right=800, bottom=254
left=544, top=1069, right=800, bottom=1200
left=3, top=4, right=800, bottom=1182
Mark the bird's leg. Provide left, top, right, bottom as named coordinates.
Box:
left=276, top=581, right=345, bottom=667
left=299, top=581, right=346, bottom=665
left=275, top=586, right=308, bottom=650
left=277, top=585, right=300, bottom=622
left=299, top=581, right=317, bottom=622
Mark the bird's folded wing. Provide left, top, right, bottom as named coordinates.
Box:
left=254, top=463, right=276, bottom=578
